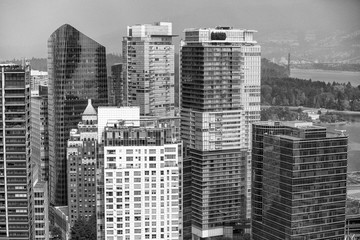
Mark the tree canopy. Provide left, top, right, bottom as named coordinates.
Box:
left=70, top=215, right=96, bottom=240
left=261, top=106, right=312, bottom=122
left=261, top=59, right=360, bottom=111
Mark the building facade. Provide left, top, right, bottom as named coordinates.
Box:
left=123, top=22, right=175, bottom=117
left=31, top=87, right=49, bottom=181
left=30, top=70, right=48, bottom=92
left=180, top=27, right=261, bottom=239
left=252, top=121, right=348, bottom=240
left=67, top=99, right=97, bottom=226
left=108, top=63, right=123, bottom=106
left=33, top=180, right=49, bottom=240
left=48, top=24, right=107, bottom=205
left=0, top=64, right=32, bottom=239
left=96, top=107, right=182, bottom=240
left=53, top=206, right=70, bottom=240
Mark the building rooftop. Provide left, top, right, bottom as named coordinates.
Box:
left=255, top=120, right=325, bottom=129
left=83, top=99, right=97, bottom=115
left=0, top=63, right=28, bottom=70
left=34, top=181, right=47, bottom=190
left=54, top=206, right=69, bottom=217
left=31, top=69, right=48, bottom=76
left=183, top=27, right=257, bottom=32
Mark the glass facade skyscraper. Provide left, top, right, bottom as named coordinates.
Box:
left=48, top=24, right=107, bottom=206
left=252, top=121, right=347, bottom=240
left=0, top=64, right=32, bottom=239
left=181, top=27, right=261, bottom=239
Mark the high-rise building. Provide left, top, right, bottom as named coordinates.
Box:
left=252, top=121, right=348, bottom=240
left=31, top=86, right=49, bottom=181
left=96, top=107, right=182, bottom=240
left=48, top=24, right=108, bottom=205
left=180, top=27, right=261, bottom=239
left=123, top=22, right=176, bottom=117
left=108, top=63, right=123, bottom=106
left=67, top=99, right=97, bottom=226
left=0, top=64, right=32, bottom=239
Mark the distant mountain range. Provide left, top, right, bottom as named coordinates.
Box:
left=258, top=29, right=360, bottom=64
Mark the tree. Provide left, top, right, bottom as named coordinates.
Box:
left=213, top=233, right=251, bottom=240
left=70, top=215, right=96, bottom=240
left=50, top=225, right=63, bottom=240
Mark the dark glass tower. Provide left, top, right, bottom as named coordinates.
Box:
left=48, top=24, right=107, bottom=206
left=0, top=64, right=31, bottom=239
left=252, top=121, right=347, bottom=240
left=109, top=63, right=123, bottom=106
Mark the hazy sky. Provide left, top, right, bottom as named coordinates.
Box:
left=1, top=0, right=359, bottom=60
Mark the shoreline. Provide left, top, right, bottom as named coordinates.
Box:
left=291, top=68, right=360, bottom=74
left=317, top=121, right=348, bottom=126
left=261, top=105, right=360, bottom=116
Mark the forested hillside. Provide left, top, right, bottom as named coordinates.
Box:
left=261, top=58, right=289, bottom=79
left=261, top=59, right=360, bottom=111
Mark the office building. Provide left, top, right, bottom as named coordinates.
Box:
left=53, top=206, right=70, bottom=240
left=96, top=107, right=181, bottom=240
left=0, top=64, right=32, bottom=239
left=31, top=86, right=49, bottom=181
left=30, top=125, right=50, bottom=240
left=180, top=27, right=261, bottom=239
left=108, top=63, right=124, bottom=106
left=252, top=121, right=348, bottom=240
left=123, top=22, right=176, bottom=117
left=67, top=99, right=97, bottom=226
left=48, top=24, right=107, bottom=205
left=33, top=180, right=49, bottom=239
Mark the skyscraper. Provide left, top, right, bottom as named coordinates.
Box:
left=180, top=27, right=261, bottom=239
left=123, top=22, right=176, bottom=117
left=252, top=121, right=348, bottom=240
left=109, top=63, right=123, bottom=106
left=48, top=24, right=107, bottom=205
left=31, top=86, right=49, bottom=181
left=94, top=106, right=181, bottom=239
left=0, top=64, right=32, bottom=239
left=67, top=99, right=97, bottom=226
left=97, top=107, right=182, bottom=240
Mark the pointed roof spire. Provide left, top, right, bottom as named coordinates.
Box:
left=83, top=99, right=97, bottom=115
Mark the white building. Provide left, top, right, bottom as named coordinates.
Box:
left=97, top=107, right=182, bottom=240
